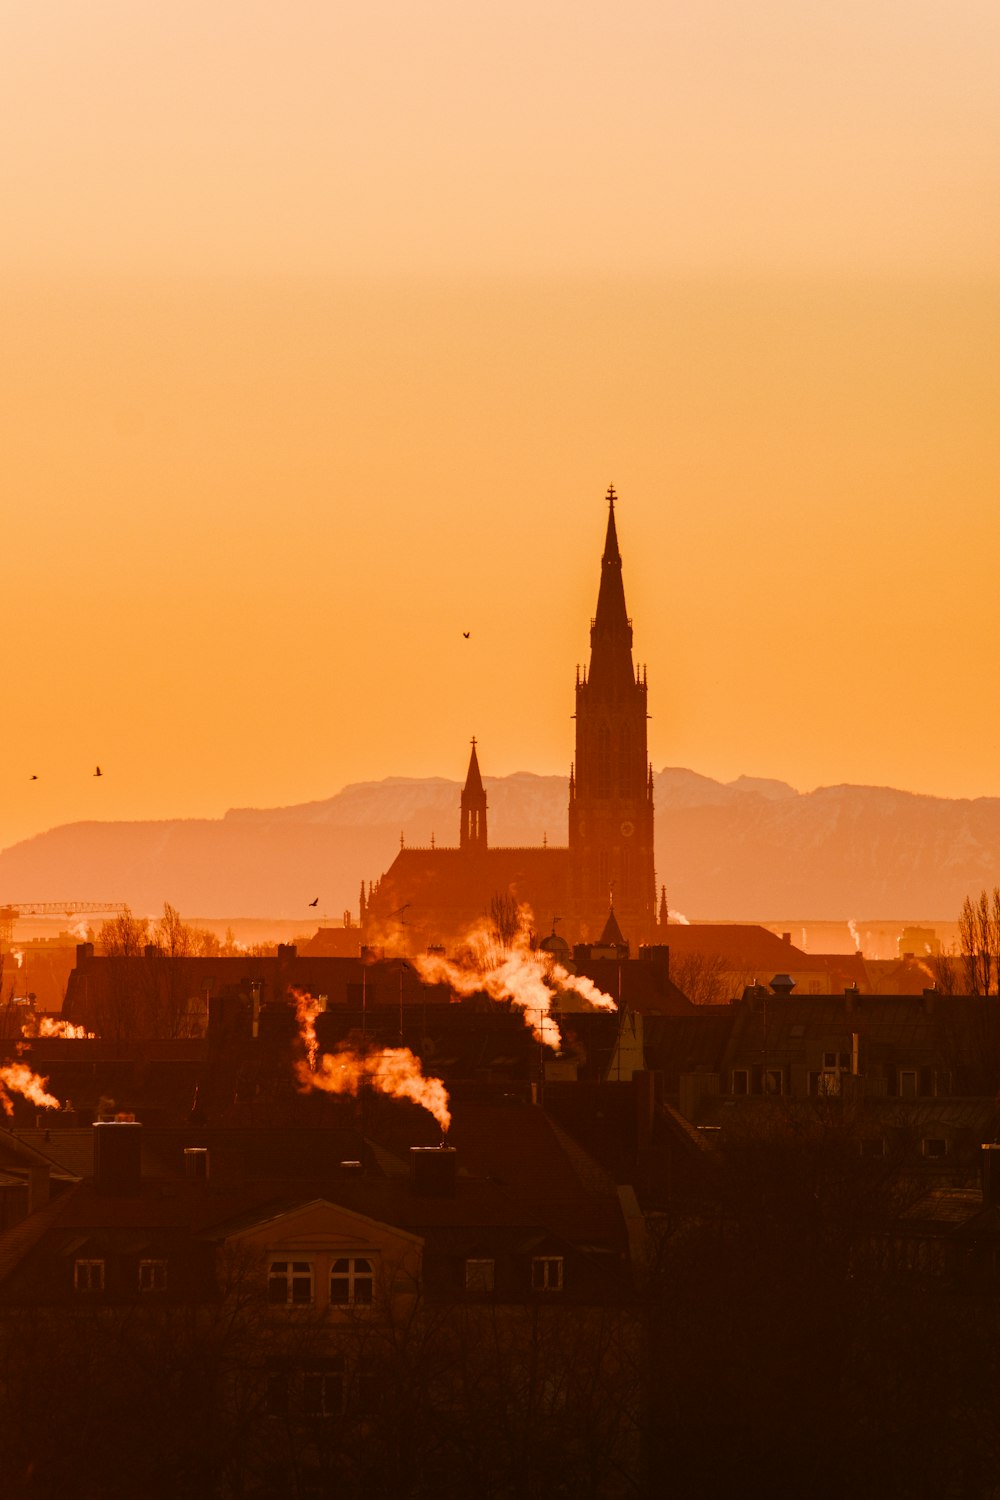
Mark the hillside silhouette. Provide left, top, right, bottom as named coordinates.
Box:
left=2, top=769, right=1000, bottom=920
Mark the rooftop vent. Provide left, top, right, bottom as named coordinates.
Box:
left=183, top=1147, right=209, bottom=1181
left=769, top=974, right=796, bottom=995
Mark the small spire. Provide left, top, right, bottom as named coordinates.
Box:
left=598, top=906, right=627, bottom=949
left=400, top=831, right=405, bottom=850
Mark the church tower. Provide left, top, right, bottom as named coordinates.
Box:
left=568, top=487, right=655, bottom=945
left=460, top=738, right=488, bottom=853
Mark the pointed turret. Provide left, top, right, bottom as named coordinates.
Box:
left=598, top=906, right=627, bottom=949
left=460, top=738, right=488, bottom=852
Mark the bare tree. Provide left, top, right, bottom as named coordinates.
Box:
left=489, top=891, right=522, bottom=953
left=668, top=949, right=735, bottom=1006
left=958, top=889, right=1000, bottom=995
left=97, top=906, right=149, bottom=958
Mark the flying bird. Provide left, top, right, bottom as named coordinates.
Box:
left=94, top=766, right=102, bottom=777
left=462, top=631, right=470, bottom=639
left=308, top=897, right=319, bottom=907
left=29, top=774, right=38, bottom=781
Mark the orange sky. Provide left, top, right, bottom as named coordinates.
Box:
left=2, top=3, right=998, bottom=850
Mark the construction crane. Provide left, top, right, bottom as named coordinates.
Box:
left=0, top=902, right=128, bottom=951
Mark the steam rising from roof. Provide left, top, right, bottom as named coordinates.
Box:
left=414, top=905, right=616, bottom=1049
left=291, top=987, right=451, bottom=1133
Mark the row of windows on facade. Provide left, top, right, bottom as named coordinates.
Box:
left=266, top=1254, right=565, bottom=1305
left=74, top=1258, right=166, bottom=1293
left=731, top=1064, right=953, bottom=1098
left=72, top=1253, right=567, bottom=1300
left=265, top=1358, right=377, bottom=1420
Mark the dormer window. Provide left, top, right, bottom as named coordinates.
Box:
left=465, top=1258, right=495, bottom=1293
left=138, top=1259, right=167, bottom=1292
left=531, top=1256, right=564, bottom=1292
left=74, top=1259, right=105, bottom=1293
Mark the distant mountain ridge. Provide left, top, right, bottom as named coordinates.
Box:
left=2, top=769, right=999, bottom=921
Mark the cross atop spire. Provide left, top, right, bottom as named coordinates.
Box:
left=601, top=485, right=622, bottom=567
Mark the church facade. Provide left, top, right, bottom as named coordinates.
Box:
left=361, top=488, right=657, bottom=951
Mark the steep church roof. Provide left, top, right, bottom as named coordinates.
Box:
left=463, top=740, right=485, bottom=797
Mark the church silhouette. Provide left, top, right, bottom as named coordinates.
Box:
left=361, top=487, right=657, bottom=952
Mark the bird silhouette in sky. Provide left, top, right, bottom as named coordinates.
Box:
left=462, top=631, right=470, bottom=639
left=94, top=766, right=102, bottom=777
left=308, top=897, right=319, bottom=907
left=29, top=774, right=38, bottom=781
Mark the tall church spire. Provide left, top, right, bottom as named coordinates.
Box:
left=460, top=738, right=488, bottom=852
left=569, top=488, right=655, bottom=944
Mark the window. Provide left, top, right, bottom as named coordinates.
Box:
left=764, top=1069, right=783, bottom=1096
left=861, top=1137, right=887, bottom=1158
left=732, top=1069, right=749, bottom=1096
left=531, top=1256, right=564, bottom=1292
left=922, top=1138, right=948, bottom=1159
left=302, top=1361, right=345, bottom=1418
left=138, top=1259, right=167, bottom=1292
left=465, top=1258, right=495, bottom=1293
left=266, top=1361, right=347, bottom=1420
left=74, top=1259, right=105, bottom=1292
left=265, top=1372, right=290, bottom=1418
left=268, top=1260, right=314, bottom=1306
left=329, top=1257, right=374, bottom=1306
left=899, top=1070, right=918, bottom=1099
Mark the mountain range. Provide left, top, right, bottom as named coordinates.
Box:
left=2, top=769, right=999, bottom=921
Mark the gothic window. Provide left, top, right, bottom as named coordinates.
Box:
left=618, top=723, right=631, bottom=796
left=597, top=722, right=612, bottom=798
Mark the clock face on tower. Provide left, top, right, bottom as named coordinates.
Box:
left=620, top=820, right=634, bottom=838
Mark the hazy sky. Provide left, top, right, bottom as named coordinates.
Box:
left=2, top=2, right=998, bottom=849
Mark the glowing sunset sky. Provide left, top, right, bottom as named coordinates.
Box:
left=2, top=2, right=998, bottom=849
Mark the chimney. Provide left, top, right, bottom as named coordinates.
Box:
left=634, top=1070, right=656, bottom=1148
left=94, top=1119, right=143, bottom=1197
left=76, top=942, right=94, bottom=964
left=183, top=1146, right=210, bottom=1181
left=782, top=933, right=791, bottom=945
left=277, top=944, right=298, bottom=963
left=982, top=1144, right=1000, bottom=1208
left=409, top=1145, right=457, bottom=1197
left=28, top=1164, right=50, bottom=1215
